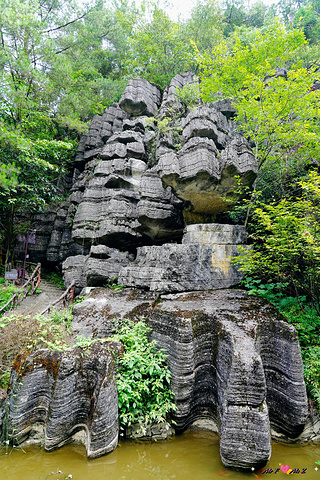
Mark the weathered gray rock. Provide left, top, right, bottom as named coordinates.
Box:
left=101, top=131, right=146, bottom=161
left=70, top=287, right=308, bottom=470
left=27, top=210, right=57, bottom=264
left=71, top=157, right=145, bottom=249
left=148, top=290, right=308, bottom=470
left=62, top=254, right=88, bottom=293
left=119, top=224, right=246, bottom=293
left=82, top=104, right=130, bottom=162
left=181, top=105, right=229, bottom=148
left=119, top=78, right=162, bottom=117
left=137, top=170, right=184, bottom=241
left=158, top=130, right=258, bottom=224
left=71, top=148, right=184, bottom=249
left=71, top=287, right=156, bottom=338
left=127, top=421, right=174, bottom=441
left=1, top=343, right=120, bottom=458
left=101, top=103, right=130, bottom=142
left=211, top=99, right=237, bottom=120
left=85, top=245, right=133, bottom=286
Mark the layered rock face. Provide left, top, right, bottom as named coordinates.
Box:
left=19, top=74, right=309, bottom=472
left=62, top=223, right=247, bottom=294
left=1, top=343, right=119, bottom=458
left=70, top=287, right=308, bottom=470
left=119, top=224, right=247, bottom=292
left=28, top=74, right=257, bottom=292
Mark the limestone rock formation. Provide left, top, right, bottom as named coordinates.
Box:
left=119, top=78, right=162, bottom=116
left=29, top=73, right=258, bottom=285
left=119, top=224, right=246, bottom=293
left=149, top=290, right=308, bottom=470
left=70, top=287, right=308, bottom=470
left=0, top=343, right=120, bottom=458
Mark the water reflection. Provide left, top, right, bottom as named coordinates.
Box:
left=1, top=431, right=320, bottom=480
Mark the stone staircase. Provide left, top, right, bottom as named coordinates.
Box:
left=12, top=279, right=66, bottom=317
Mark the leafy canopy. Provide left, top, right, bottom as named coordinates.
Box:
left=198, top=22, right=320, bottom=170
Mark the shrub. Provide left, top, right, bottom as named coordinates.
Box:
left=110, top=318, right=176, bottom=435
left=235, top=171, right=320, bottom=313
left=0, top=283, right=19, bottom=313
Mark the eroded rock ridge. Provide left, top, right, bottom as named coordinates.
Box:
left=27, top=74, right=257, bottom=294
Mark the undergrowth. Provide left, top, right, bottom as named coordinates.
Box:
left=0, top=311, right=73, bottom=388
left=0, top=280, right=19, bottom=313
left=242, top=277, right=320, bottom=411
left=110, top=318, right=176, bottom=435
left=41, top=269, right=65, bottom=289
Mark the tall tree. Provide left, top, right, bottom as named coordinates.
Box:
left=127, top=6, right=196, bottom=88
left=198, top=22, right=320, bottom=181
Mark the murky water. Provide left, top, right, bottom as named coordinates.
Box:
left=1, top=432, right=320, bottom=480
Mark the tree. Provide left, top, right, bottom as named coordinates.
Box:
left=294, top=3, right=320, bottom=43
left=184, top=0, right=225, bottom=54
left=235, top=171, right=320, bottom=312
left=198, top=22, right=320, bottom=180
left=126, top=7, right=196, bottom=88
left=0, top=0, right=143, bottom=262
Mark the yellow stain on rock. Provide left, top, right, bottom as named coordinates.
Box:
left=211, top=245, right=232, bottom=277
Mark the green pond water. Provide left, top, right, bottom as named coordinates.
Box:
left=1, top=432, right=320, bottom=480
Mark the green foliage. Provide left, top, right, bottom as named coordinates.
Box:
left=127, top=7, right=196, bottom=88
left=184, top=0, right=224, bottom=52
left=42, top=270, right=65, bottom=289
left=110, top=318, right=176, bottom=434
left=0, top=371, right=10, bottom=390
left=235, top=171, right=320, bottom=312
left=198, top=22, right=320, bottom=179
left=175, top=82, right=200, bottom=109
left=105, top=279, right=125, bottom=291
left=0, top=283, right=19, bottom=313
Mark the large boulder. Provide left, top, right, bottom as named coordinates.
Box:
left=70, top=287, right=308, bottom=470
left=0, top=343, right=120, bottom=459
left=118, top=224, right=246, bottom=293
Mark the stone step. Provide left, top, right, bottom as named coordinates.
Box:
left=12, top=279, right=66, bottom=317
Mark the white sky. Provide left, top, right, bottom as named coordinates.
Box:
left=141, top=0, right=276, bottom=21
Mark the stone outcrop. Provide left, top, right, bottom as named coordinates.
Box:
left=119, top=78, right=162, bottom=117
left=8, top=73, right=311, bottom=474
left=69, top=287, right=308, bottom=470
left=62, top=223, right=246, bottom=294
left=1, top=343, right=120, bottom=459
left=29, top=73, right=258, bottom=285
left=119, top=224, right=246, bottom=293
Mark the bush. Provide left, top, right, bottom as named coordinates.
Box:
left=0, top=283, right=19, bottom=313
left=110, top=318, right=176, bottom=435
left=235, top=171, right=320, bottom=313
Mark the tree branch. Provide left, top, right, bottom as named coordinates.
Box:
left=43, top=11, right=90, bottom=34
